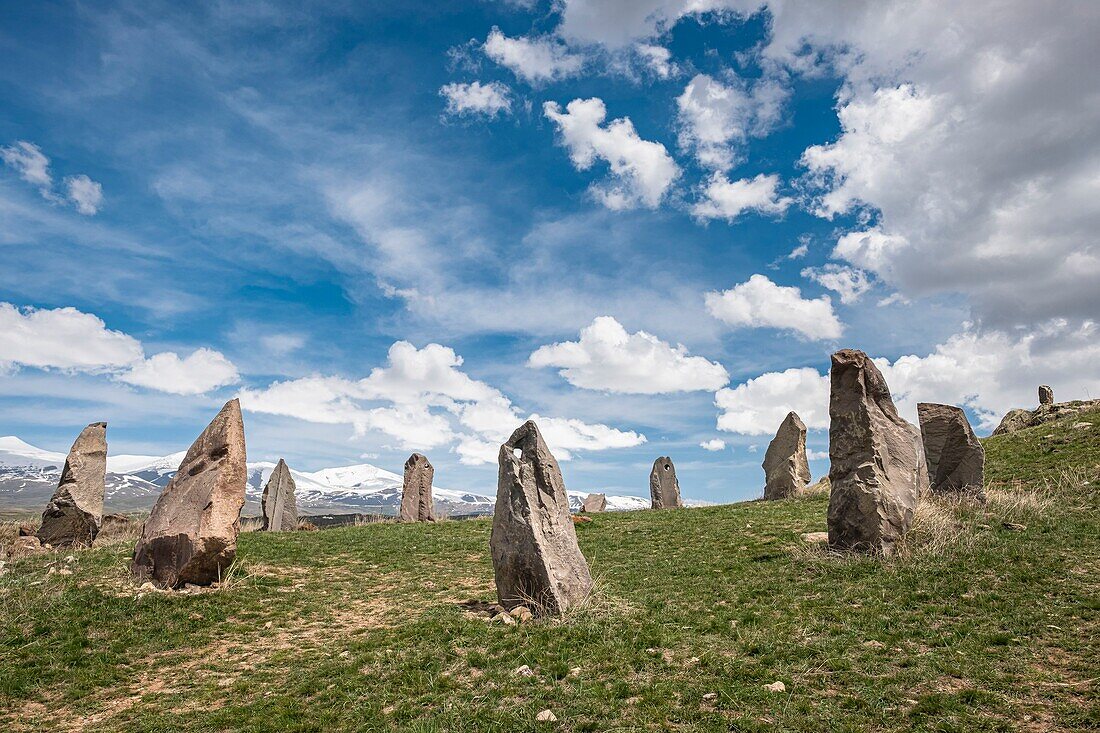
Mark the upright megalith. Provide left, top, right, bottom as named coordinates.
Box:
left=649, top=457, right=682, bottom=509
left=131, top=399, right=246, bottom=588
left=261, top=459, right=298, bottom=531
left=762, top=412, right=811, bottom=500
left=1038, top=385, right=1054, bottom=405
left=581, top=493, right=606, bottom=513
left=917, top=403, right=985, bottom=495
left=400, top=453, right=436, bottom=522
left=37, top=422, right=107, bottom=547
left=490, top=421, right=593, bottom=615
left=826, top=349, right=920, bottom=555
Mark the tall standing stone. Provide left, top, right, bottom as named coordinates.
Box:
left=131, top=399, right=246, bottom=588
left=581, top=493, right=607, bottom=513
left=490, top=421, right=593, bottom=615
left=261, top=459, right=298, bottom=531
left=1038, top=385, right=1054, bottom=405
left=37, top=422, right=107, bottom=547
left=400, top=453, right=436, bottom=522
left=649, top=457, right=683, bottom=509
left=762, top=412, right=811, bottom=500
left=917, top=403, right=985, bottom=495
left=827, top=349, right=920, bottom=555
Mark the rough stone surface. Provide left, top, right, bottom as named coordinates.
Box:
left=1039, top=385, right=1054, bottom=405
left=826, top=349, right=921, bottom=555
left=762, top=412, right=811, bottom=500
left=131, top=399, right=247, bottom=589
left=490, top=421, right=593, bottom=615
left=649, top=457, right=683, bottom=509
left=581, top=493, right=606, bottom=512
left=37, top=422, right=107, bottom=548
left=261, top=459, right=298, bottom=532
left=991, top=399, right=1100, bottom=436
left=10, top=536, right=46, bottom=558
left=917, top=403, right=985, bottom=495
left=400, top=453, right=436, bottom=522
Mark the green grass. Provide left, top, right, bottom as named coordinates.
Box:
left=1, top=411, right=1098, bottom=732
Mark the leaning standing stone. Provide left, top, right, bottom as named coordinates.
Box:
left=762, top=412, right=811, bottom=500
left=1038, top=385, right=1054, bottom=405
left=491, top=421, right=593, bottom=615
left=131, top=399, right=247, bottom=588
left=261, top=459, right=298, bottom=531
left=581, top=493, right=606, bottom=512
left=917, top=403, right=985, bottom=496
left=827, top=349, right=920, bottom=555
left=37, top=422, right=107, bottom=547
left=400, top=453, right=436, bottom=522
left=649, top=457, right=683, bottom=509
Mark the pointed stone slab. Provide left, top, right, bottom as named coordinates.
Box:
left=827, top=349, right=920, bottom=555
left=581, top=493, right=606, bottom=513
left=917, top=403, right=985, bottom=495
left=131, top=399, right=247, bottom=588
left=400, top=453, right=436, bottom=522
left=649, top=457, right=682, bottom=509
left=1038, top=385, right=1054, bottom=405
left=37, top=422, right=107, bottom=548
left=762, top=411, right=811, bottom=500
left=261, top=459, right=298, bottom=531
left=491, top=421, right=593, bottom=615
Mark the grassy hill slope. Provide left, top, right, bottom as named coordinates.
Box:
left=1, top=409, right=1097, bottom=732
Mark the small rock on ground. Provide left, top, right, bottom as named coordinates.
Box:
left=764, top=681, right=786, bottom=693
left=800, top=531, right=829, bottom=543
left=514, top=664, right=534, bottom=677
left=536, top=709, right=557, bottom=722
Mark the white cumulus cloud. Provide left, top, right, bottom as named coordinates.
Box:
left=700, top=438, right=726, bottom=451
left=715, top=366, right=830, bottom=436
left=483, top=27, right=584, bottom=83
left=544, top=97, right=680, bottom=209
left=0, top=141, right=52, bottom=189
left=800, top=264, right=873, bottom=305
left=528, top=315, right=729, bottom=394
left=705, top=274, right=842, bottom=340
left=676, top=73, right=787, bottom=169
left=120, top=348, right=240, bottom=396
left=64, top=174, right=104, bottom=215
left=440, top=81, right=512, bottom=118
left=692, top=172, right=791, bottom=222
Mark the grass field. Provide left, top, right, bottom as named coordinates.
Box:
left=1, top=408, right=1098, bottom=732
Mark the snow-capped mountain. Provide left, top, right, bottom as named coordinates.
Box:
left=0, top=436, right=652, bottom=517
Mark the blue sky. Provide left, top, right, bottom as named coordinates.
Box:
left=1, top=1, right=1097, bottom=502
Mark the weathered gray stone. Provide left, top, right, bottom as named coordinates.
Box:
left=400, top=453, right=436, bottom=522
left=649, top=457, right=682, bottom=509
left=826, top=349, right=921, bottom=555
left=917, top=403, right=985, bottom=495
left=131, top=399, right=247, bottom=588
left=581, top=493, right=606, bottom=513
left=1038, top=385, right=1054, bottom=405
left=490, top=421, right=593, bottom=615
left=261, top=459, right=298, bottom=532
left=762, top=412, right=811, bottom=500
left=991, top=398, right=1100, bottom=436
left=37, top=422, right=107, bottom=548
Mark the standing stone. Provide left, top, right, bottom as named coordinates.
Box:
left=649, top=457, right=683, bottom=509
left=1038, top=385, right=1054, bottom=405
left=261, top=459, right=298, bottom=531
left=131, top=399, right=246, bottom=588
left=917, top=403, right=985, bottom=495
left=581, top=493, right=607, bottom=513
left=37, top=422, right=107, bottom=547
left=491, top=421, right=593, bottom=615
left=400, top=453, right=436, bottom=522
left=762, top=412, right=811, bottom=500
left=826, top=349, right=921, bottom=555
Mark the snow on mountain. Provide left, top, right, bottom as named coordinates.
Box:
left=0, top=436, right=654, bottom=517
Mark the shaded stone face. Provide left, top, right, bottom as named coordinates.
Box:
left=131, top=400, right=247, bottom=588
left=261, top=459, right=298, bottom=532
left=1038, top=385, right=1054, bottom=405
left=400, top=453, right=436, bottom=522
left=649, top=457, right=682, bottom=509
left=917, top=403, right=985, bottom=496
left=490, top=421, right=593, bottom=615
left=37, top=422, right=107, bottom=547
left=826, top=349, right=921, bottom=555
left=581, top=493, right=606, bottom=512
left=762, top=411, right=811, bottom=500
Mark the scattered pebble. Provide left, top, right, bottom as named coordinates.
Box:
left=764, top=681, right=786, bottom=693
left=567, top=667, right=581, bottom=678
left=1002, top=522, right=1027, bottom=532
left=493, top=612, right=516, bottom=626
left=535, top=709, right=557, bottom=722
left=514, top=664, right=534, bottom=677
left=511, top=606, right=534, bottom=623
left=58, top=568, right=73, bottom=576
left=702, top=692, right=718, bottom=701
left=863, top=640, right=885, bottom=649
left=800, top=532, right=829, bottom=544
left=64, top=555, right=75, bottom=563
